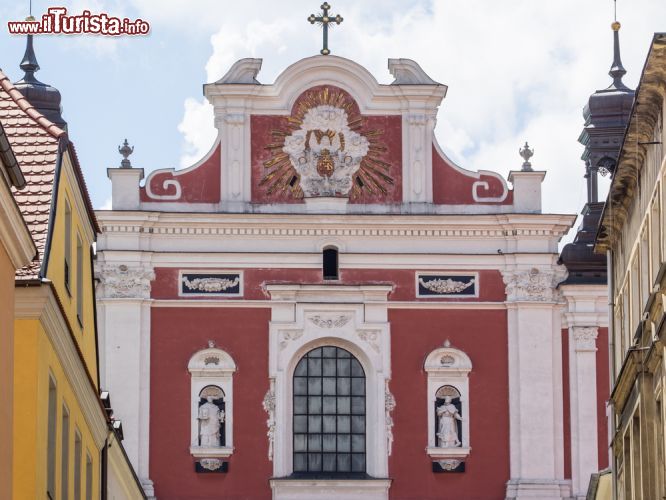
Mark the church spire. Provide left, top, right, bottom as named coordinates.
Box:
left=13, top=25, right=67, bottom=130
left=608, top=21, right=629, bottom=90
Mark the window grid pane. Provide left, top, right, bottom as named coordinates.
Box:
left=293, top=346, right=366, bottom=475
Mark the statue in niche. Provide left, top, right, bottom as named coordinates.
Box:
left=436, top=395, right=462, bottom=448
left=198, top=388, right=225, bottom=447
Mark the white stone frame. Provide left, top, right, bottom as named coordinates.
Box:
left=178, top=270, right=244, bottom=298
left=188, top=346, right=237, bottom=458
left=415, top=271, right=479, bottom=299
left=265, top=284, right=392, bottom=498
left=424, top=344, right=472, bottom=461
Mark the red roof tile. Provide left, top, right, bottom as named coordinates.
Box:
left=0, top=69, right=63, bottom=279
left=0, top=69, right=100, bottom=280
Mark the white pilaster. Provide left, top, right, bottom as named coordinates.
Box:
left=560, top=284, right=608, bottom=499
left=96, top=262, right=155, bottom=498
left=568, top=326, right=599, bottom=499
left=216, top=111, right=251, bottom=209
left=401, top=113, right=436, bottom=203
left=503, top=266, right=568, bottom=499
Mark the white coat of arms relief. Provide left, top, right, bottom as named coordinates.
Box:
left=260, top=86, right=393, bottom=200
left=283, top=105, right=368, bottom=197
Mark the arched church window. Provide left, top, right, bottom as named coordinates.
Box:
left=198, top=385, right=226, bottom=447
left=424, top=342, right=471, bottom=471
left=293, top=346, right=365, bottom=474
left=323, top=247, right=339, bottom=280
left=188, top=343, right=236, bottom=460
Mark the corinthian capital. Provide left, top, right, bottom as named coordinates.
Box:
left=96, top=263, right=155, bottom=299
left=502, top=266, right=567, bottom=302
left=571, top=326, right=598, bottom=351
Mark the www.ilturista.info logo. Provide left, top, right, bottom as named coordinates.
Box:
left=8, top=8, right=150, bottom=36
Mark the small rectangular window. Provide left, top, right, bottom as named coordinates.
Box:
left=61, top=405, right=70, bottom=500
left=85, top=453, right=93, bottom=500
left=74, top=430, right=82, bottom=500
left=64, top=201, right=72, bottom=293
left=76, top=235, right=83, bottom=326
left=323, top=248, right=339, bottom=281
left=47, top=377, right=57, bottom=498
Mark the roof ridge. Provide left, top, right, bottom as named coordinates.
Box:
left=0, top=68, right=67, bottom=140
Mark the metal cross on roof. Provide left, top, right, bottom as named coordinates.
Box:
left=308, top=2, right=343, bottom=56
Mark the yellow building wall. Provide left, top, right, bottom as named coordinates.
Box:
left=0, top=243, right=16, bottom=500
left=45, top=152, right=98, bottom=383
left=13, top=317, right=100, bottom=500
left=13, top=149, right=104, bottom=500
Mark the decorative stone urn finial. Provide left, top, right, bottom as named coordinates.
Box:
left=118, top=139, right=134, bottom=168
left=519, top=141, right=534, bottom=172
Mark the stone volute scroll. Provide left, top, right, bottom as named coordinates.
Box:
left=188, top=343, right=237, bottom=461
left=424, top=341, right=472, bottom=472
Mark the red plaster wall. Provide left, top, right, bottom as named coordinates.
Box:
left=432, top=145, right=513, bottom=205
left=388, top=309, right=510, bottom=500
left=150, top=307, right=272, bottom=500
left=596, top=327, right=609, bottom=469
left=152, top=268, right=506, bottom=302
left=562, top=328, right=571, bottom=479
left=250, top=85, right=402, bottom=205
left=140, top=144, right=221, bottom=203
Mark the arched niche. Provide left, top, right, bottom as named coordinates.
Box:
left=188, top=345, right=237, bottom=458
left=424, top=343, right=472, bottom=467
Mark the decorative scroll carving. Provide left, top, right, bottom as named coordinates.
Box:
left=199, top=458, right=223, bottom=471
left=437, top=459, right=462, bottom=471
left=97, top=264, right=154, bottom=299
left=216, top=58, right=262, bottom=84
left=502, top=266, right=567, bottom=302
left=388, top=58, right=438, bottom=85
left=385, top=382, right=396, bottom=456
left=308, top=315, right=351, bottom=328
left=418, top=277, right=475, bottom=294
left=440, top=355, right=455, bottom=366
left=183, top=276, right=240, bottom=293
left=358, top=329, right=381, bottom=353
left=145, top=178, right=182, bottom=201
left=204, top=356, right=220, bottom=366
left=572, top=326, right=598, bottom=351
left=262, top=383, right=276, bottom=461
left=279, top=329, right=304, bottom=350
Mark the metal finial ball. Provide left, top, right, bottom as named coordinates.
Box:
left=611, top=21, right=621, bottom=31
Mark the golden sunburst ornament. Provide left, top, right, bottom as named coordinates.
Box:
left=260, top=86, right=393, bottom=200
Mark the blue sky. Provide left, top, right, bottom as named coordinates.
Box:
left=1, top=0, right=665, bottom=223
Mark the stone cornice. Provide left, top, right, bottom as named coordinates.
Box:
left=14, top=284, right=107, bottom=446
left=96, top=212, right=574, bottom=240
left=597, top=34, right=666, bottom=251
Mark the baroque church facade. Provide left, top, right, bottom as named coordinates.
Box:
left=96, top=52, right=610, bottom=499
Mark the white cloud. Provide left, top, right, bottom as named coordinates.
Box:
left=98, top=196, right=112, bottom=210
left=177, top=98, right=217, bottom=167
